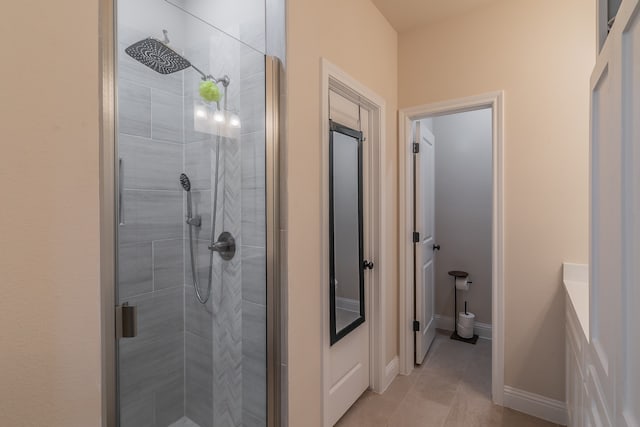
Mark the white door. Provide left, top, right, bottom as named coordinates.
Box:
left=413, top=120, right=437, bottom=365
left=327, top=91, right=370, bottom=426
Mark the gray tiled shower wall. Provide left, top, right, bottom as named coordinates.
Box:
left=117, top=6, right=269, bottom=426
left=239, top=50, right=268, bottom=427
left=179, top=29, right=268, bottom=426
left=117, top=26, right=187, bottom=427
left=181, top=37, right=239, bottom=426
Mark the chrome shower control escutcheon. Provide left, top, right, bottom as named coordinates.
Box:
left=209, top=231, right=236, bottom=260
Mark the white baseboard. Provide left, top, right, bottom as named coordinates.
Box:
left=503, top=386, right=568, bottom=425
left=381, top=356, right=399, bottom=393
left=434, top=314, right=492, bottom=340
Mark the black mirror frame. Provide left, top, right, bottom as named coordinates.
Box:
left=329, top=120, right=366, bottom=346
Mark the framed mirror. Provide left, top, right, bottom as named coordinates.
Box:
left=329, top=120, right=365, bottom=345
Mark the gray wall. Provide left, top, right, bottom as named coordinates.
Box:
left=432, top=109, right=492, bottom=325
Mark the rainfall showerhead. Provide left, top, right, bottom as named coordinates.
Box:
left=125, top=31, right=231, bottom=91
left=179, top=173, right=191, bottom=192
left=125, top=38, right=191, bottom=75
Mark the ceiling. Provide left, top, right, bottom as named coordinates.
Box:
left=371, top=0, right=500, bottom=33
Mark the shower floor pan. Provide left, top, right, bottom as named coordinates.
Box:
left=168, top=417, right=201, bottom=427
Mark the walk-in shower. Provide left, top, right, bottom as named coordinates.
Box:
left=110, top=0, right=282, bottom=425
left=126, top=33, right=237, bottom=305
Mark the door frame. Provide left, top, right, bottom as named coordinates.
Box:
left=398, top=91, right=505, bottom=405
left=320, top=58, right=388, bottom=427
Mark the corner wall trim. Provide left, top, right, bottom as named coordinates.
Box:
left=434, top=315, right=492, bottom=340
left=381, top=356, right=399, bottom=393
left=503, top=386, right=568, bottom=425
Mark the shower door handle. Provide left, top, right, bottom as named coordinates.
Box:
left=116, top=303, right=137, bottom=339
left=119, top=158, right=125, bottom=225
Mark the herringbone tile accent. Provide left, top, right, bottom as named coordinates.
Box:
left=212, top=136, right=243, bottom=425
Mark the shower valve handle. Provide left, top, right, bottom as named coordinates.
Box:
left=208, top=232, right=236, bottom=261
left=209, top=241, right=230, bottom=251
left=186, top=215, right=201, bottom=227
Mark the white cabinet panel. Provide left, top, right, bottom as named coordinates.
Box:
left=590, top=48, right=620, bottom=416
left=585, top=365, right=613, bottom=427
left=566, top=298, right=587, bottom=427
left=583, top=2, right=640, bottom=426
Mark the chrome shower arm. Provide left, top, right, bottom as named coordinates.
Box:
left=191, top=64, right=231, bottom=88
left=215, top=75, right=230, bottom=87
left=191, top=64, right=208, bottom=80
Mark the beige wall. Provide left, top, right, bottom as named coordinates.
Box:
left=0, top=1, right=103, bottom=426
left=399, top=0, right=593, bottom=400
left=286, top=0, right=398, bottom=424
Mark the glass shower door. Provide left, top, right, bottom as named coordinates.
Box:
left=115, top=1, right=269, bottom=426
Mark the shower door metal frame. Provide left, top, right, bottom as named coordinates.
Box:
left=265, top=55, right=282, bottom=427
left=99, top=0, right=283, bottom=424
left=99, top=0, right=117, bottom=425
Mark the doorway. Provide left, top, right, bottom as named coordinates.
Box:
left=414, top=108, right=493, bottom=366
left=321, top=59, right=388, bottom=427
left=399, top=92, right=505, bottom=405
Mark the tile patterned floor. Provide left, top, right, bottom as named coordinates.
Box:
left=335, top=331, right=564, bottom=427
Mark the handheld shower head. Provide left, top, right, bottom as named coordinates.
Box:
left=180, top=173, right=191, bottom=191
left=180, top=173, right=196, bottom=222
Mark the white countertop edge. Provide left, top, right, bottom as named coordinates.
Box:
left=563, top=263, right=590, bottom=341
left=563, top=262, right=588, bottom=283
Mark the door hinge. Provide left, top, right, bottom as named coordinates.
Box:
left=413, top=320, right=420, bottom=332
left=413, top=231, right=420, bottom=243
left=412, top=142, right=420, bottom=153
